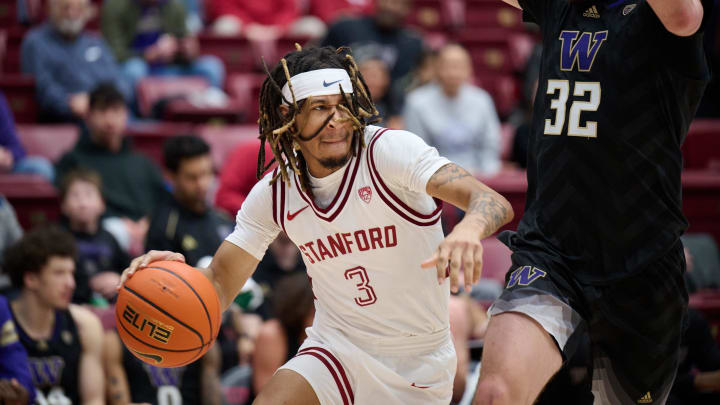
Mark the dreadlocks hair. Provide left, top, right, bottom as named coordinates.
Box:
left=257, top=45, right=380, bottom=199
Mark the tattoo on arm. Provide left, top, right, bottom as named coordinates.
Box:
left=428, top=163, right=472, bottom=189
left=466, top=190, right=508, bottom=232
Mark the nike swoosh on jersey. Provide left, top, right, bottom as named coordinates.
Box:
left=411, top=383, right=431, bottom=389
left=287, top=205, right=310, bottom=221
left=323, top=79, right=341, bottom=87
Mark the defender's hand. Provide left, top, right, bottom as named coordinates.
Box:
left=116, top=250, right=185, bottom=290
left=421, top=223, right=484, bottom=293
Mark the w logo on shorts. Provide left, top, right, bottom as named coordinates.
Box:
left=506, top=266, right=547, bottom=288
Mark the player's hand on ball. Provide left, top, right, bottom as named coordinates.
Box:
left=116, top=250, right=186, bottom=290
left=421, top=223, right=484, bottom=293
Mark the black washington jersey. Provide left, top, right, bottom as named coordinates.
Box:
left=122, top=344, right=201, bottom=405
left=501, top=0, right=711, bottom=284
left=11, top=308, right=81, bottom=405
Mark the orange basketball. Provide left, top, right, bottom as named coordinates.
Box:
left=115, top=260, right=221, bottom=368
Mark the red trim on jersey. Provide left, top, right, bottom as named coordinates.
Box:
left=303, top=346, right=355, bottom=403
left=366, top=129, right=442, bottom=227
left=296, top=347, right=354, bottom=405
left=271, top=168, right=279, bottom=227
left=293, top=136, right=364, bottom=222
left=279, top=176, right=287, bottom=234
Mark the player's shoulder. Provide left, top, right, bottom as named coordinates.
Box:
left=69, top=304, right=103, bottom=335
left=365, top=125, right=426, bottom=150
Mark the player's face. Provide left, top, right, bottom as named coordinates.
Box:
left=61, top=180, right=105, bottom=227
left=87, top=104, right=128, bottom=153
left=27, top=256, right=76, bottom=309
left=293, top=94, right=355, bottom=177
left=172, top=154, right=214, bottom=213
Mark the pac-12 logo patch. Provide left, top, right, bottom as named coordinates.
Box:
left=358, top=186, right=372, bottom=204
left=506, top=266, right=547, bottom=288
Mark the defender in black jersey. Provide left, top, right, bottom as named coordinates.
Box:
left=104, top=330, right=221, bottom=405
left=4, top=228, right=105, bottom=405
left=473, top=1, right=711, bottom=404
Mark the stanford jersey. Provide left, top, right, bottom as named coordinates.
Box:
left=227, top=126, right=451, bottom=342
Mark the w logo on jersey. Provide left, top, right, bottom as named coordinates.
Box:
left=559, top=31, right=608, bottom=72
left=506, top=266, right=548, bottom=288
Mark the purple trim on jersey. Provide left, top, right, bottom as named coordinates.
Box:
left=366, top=129, right=442, bottom=227
left=296, top=346, right=354, bottom=404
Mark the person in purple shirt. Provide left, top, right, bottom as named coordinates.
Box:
left=0, top=92, right=54, bottom=182
left=0, top=294, right=35, bottom=405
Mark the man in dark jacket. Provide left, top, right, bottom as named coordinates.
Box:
left=55, top=84, right=166, bottom=254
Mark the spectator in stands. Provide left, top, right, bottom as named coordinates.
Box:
left=215, top=140, right=274, bottom=217
left=209, top=0, right=326, bottom=38
left=668, top=307, right=720, bottom=405
left=55, top=84, right=166, bottom=255
left=146, top=135, right=234, bottom=267
left=354, top=51, right=401, bottom=127
left=20, top=0, right=131, bottom=123
left=102, top=0, right=225, bottom=91
left=0, top=294, right=35, bottom=405
left=321, top=0, right=423, bottom=112
left=104, top=330, right=222, bottom=405
left=0, top=196, right=22, bottom=295
left=0, top=92, right=55, bottom=181
left=252, top=273, right=314, bottom=394
left=306, top=0, right=372, bottom=24
left=4, top=227, right=104, bottom=404
left=404, top=43, right=501, bottom=176
left=58, top=169, right=129, bottom=305
left=251, top=233, right=305, bottom=320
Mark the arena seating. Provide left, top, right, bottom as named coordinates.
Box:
left=0, top=74, right=36, bottom=122
left=480, top=237, right=513, bottom=284
left=196, top=124, right=260, bottom=169
left=0, top=174, right=59, bottom=228
left=683, top=119, right=720, bottom=169
left=16, top=124, right=78, bottom=162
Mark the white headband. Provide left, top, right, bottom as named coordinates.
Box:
left=281, top=68, right=353, bottom=105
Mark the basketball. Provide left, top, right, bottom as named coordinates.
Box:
left=115, top=260, right=221, bottom=368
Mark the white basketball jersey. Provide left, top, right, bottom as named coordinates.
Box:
left=227, top=126, right=451, bottom=342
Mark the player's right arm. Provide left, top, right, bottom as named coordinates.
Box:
left=103, top=331, right=132, bottom=405
left=501, top=0, right=520, bottom=9
left=118, top=174, right=280, bottom=311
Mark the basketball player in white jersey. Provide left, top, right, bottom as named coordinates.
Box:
left=118, top=46, right=513, bottom=405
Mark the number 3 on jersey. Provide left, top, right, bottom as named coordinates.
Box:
left=544, top=80, right=601, bottom=138
left=345, top=266, right=377, bottom=306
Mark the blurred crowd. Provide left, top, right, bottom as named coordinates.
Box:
left=1, top=0, right=720, bottom=403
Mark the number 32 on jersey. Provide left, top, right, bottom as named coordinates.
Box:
left=545, top=30, right=607, bottom=138
left=544, top=80, right=601, bottom=138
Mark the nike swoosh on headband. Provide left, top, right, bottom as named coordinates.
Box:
left=323, top=79, right=342, bottom=87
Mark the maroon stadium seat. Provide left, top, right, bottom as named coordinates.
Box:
left=135, top=76, right=209, bottom=117
left=499, top=122, right=515, bottom=161
left=457, top=29, right=534, bottom=74
left=198, top=34, right=256, bottom=73
left=196, top=124, right=259, bottom=169
left=226, top=73, right=265, bottom=124
left=16, top=124, right=79, bottom=162
left=682, top=170, right=720, bottom=243
left=475, top=73, right=519, bottom=118
left=683, top=119, right=720, bottom=170
left=1, top=27, right=25, bottom=74
left=126, top=121, right=196, bottom=166
left=0, top=174, right=59, bottom=229
left=0, top=74, right=37, bottom=122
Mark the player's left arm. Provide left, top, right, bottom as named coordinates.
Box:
left=648, top=0, right=704, bottom=36
left=200, top=344, right=222, bottom=405
left=423, top=163, right=514, bottom=292
left=70, top=305, right=105, bottom=405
